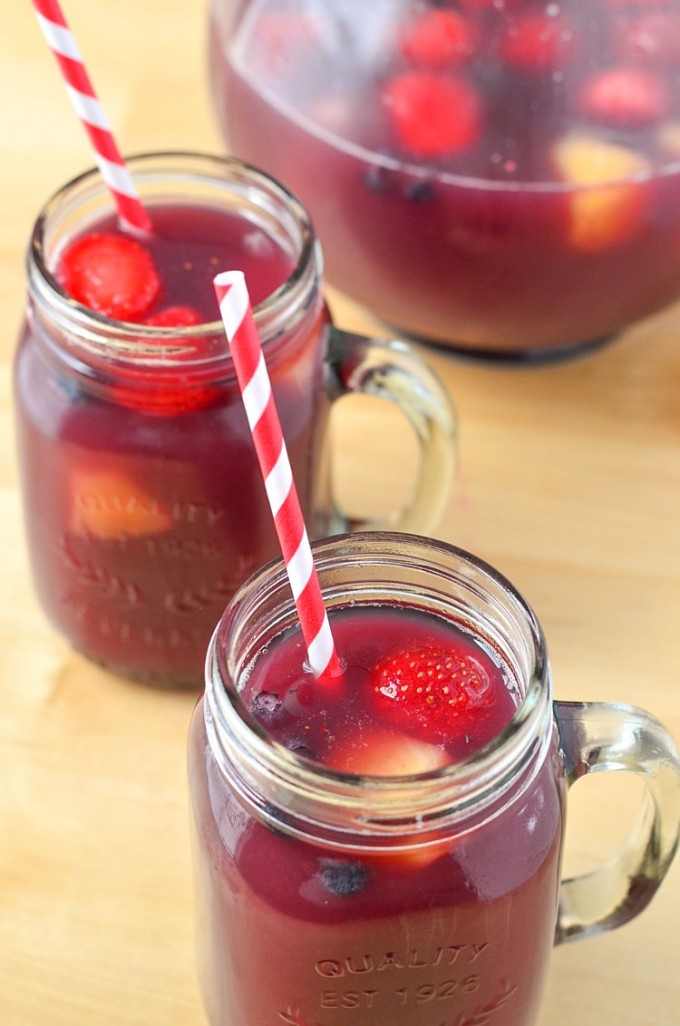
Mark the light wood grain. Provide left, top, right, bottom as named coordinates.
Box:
left=1, top=3, right=679, bottom=1024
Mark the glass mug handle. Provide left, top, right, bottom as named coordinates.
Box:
left=326, top=327, right=457, bottom=534
left=554, top=700, right=680, bottom=944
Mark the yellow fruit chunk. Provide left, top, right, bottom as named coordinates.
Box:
left=70, top=467, right=172, bottom=539
left=658, top=121, right=680, bottom=158
left=327, top=730, right=451, bottom=868
left=552, top=134, right=650, bottom=252
left=328, top=730, right=448, bottom=777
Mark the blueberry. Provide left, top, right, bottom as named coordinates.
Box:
left=405, top=179, right=436, bottom=203
left=364, top=163, right=396, bottom=196
left=319, top=859, right=369, bottom=896
left=284, top=739, right=317, bottom=760
left=250, top=690, right=283, bottom=724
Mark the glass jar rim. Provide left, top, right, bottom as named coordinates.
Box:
left=203, top=531, right=553, bottom=850
left=27, top=149, right=322, bottom=363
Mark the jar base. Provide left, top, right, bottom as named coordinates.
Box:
left=73, top=645, right=203, bottom=690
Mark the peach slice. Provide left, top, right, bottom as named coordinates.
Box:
left=327, top=729, right=448, bottom=777
left=70, top=467, right=172, bottom=539
left=552, top=134, right=650, bottom=252
left=657, top=121, right=680, bottom=158
left=326, top=730, right=450, bottom=868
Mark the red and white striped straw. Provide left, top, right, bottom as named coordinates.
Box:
left=214, top=271, right=342, bottom=683
left=31, top=0, right=152, bottom=234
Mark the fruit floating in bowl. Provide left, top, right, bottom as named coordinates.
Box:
left=209, top=0, right=680, bottom=358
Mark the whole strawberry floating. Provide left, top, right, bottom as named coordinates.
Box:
left=399, top=9, right=479, bottom=68
left=57, top=232, right=161, bottom=320
left=381, top=70, right=482, bottom=158
left=579, top=67, right=670, bottom=128
left=616, top=11, right=680, bottom=64
left=211, top=0, right=680, bottom=355
left=498, top=13, right=577, bottom=72
left=371, top=641, right=497, bottom=744
left=143, top=304, right=204, bottom=327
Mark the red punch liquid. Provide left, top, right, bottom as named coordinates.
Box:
left=243, top=606, right=519, bottom=766
left=15, top=201, right=331, bottom=684
left=189, top=604, right=566, bottom=1026
left=210, top=0, right=680, bottom=353
left=57, top=203, right=292, bottom=322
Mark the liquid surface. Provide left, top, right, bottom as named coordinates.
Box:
left=56, top=201, right=293, bottom=322
left=243, top=604, right=519, bottom=768
left=211, top=0, right=680, bottom=350
left=223, top=0, right=680, bottom=183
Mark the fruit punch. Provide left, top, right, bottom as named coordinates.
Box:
left=14, top=154, right=331, bottom=685
left=189, top=536, right=568, bottom=1026
left=210, top=0, right=680, bottom=354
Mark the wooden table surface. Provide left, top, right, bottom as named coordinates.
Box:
left=2, top=3, right=679, bottom=1024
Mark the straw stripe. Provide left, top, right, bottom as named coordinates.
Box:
left=35, top=11, right=81, bottom=59
left=95, top=155, right=139, bottom=198
left=307, top=611, right=338, bottom=677
left=53, top=53, right=93, bottom=95
left=251, top=400, right=285, bottom=476
left=34, top=0, right=69, bottom=25
left=216, top=275, right=250, bottom=340
left=265, top=444, right=294, bottom=518
left=31, top=0, right=151, bottom=234
left=287, top=532, right=315, bottom=601
left=241, top=353, right=273, bottom=431
left=64, top=84, right=110, bottom=129
left=214, top=270, right=341, bottom=682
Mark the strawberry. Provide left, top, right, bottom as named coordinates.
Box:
left=57, top=232, right=161, bottom=321
left=603, top=0, right=671, bottom=8
left=252, top=11, right=317, bottom=75
left=381, top=71, right=482, bottom=158
left=399, top=10, right=478, bottom=67
left=499, top=13, right=577, bottom=72
left=616, top=12, right=680, bottom=64
left=143, top=304, right=204, bottom=328
left=371, top=643, right=494, bottom=740
left=579, top=67, right=669, bottom=128
left=460, top=0, right=528, bottom=7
